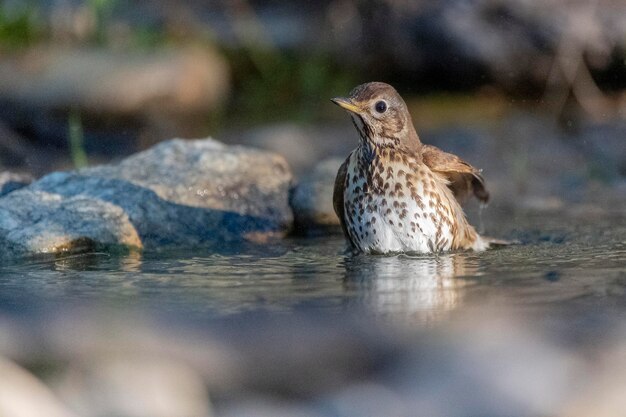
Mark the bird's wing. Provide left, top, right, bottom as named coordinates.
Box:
left=333, top=157, right=354, bottom=246
left=421, top=144, right=489, bottom=204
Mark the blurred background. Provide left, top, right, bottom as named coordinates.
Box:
left=0, top=0, right=624, bottom=207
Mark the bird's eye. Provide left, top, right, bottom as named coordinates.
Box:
left=375, top=100, right=387, bottom=113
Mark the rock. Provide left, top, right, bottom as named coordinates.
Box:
left=0, top=189, right=142, bottom=258
left=290, top=158, right=343, bottom=235
left=0, top=46, right=231, bottom=153
left=323, top=383, right=409, bottom=417
left=0, top=172, right=34, bottom=197
left=390, top=314, right=581, bottom=417
left=0, top=356, right=76, bottom=417
left=56, top=355, right=212, bottom=417
left=562, top=342, right=626, bottom=417
left=0, top=47, right=229, bottom=116
left=3, top=305, right=626, bottom=417
left=218, top=399, right=322, bottom=417
left=0, top=138, right=293, bottom=259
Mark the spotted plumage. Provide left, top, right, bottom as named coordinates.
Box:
left=332, top=82, right=500, bottom=254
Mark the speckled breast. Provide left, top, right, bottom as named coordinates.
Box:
left=342, top=148, right=458, bottom=254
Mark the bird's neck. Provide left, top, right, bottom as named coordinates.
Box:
left=355, top=141, right=420, bottom=178
left=357, top=130, right=422, bottom=167
left=355, top=117, right=422, bottom=162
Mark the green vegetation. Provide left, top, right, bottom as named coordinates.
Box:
left=406, top=92, right=510, bottom=129
left=0, top=3, right=42, bottom=48
left=87, top=0, right=168, bottom=49
left=0, top=1, right=357, bottom=128
left=87, top=0, right=117, bottom=44
left=130, top=23, right=169, bottom=50
left=225, top=47, right=357, bottom=126
left=68, top=110, right=89, bottom=169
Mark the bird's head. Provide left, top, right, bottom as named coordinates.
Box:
left=331, top=82, right=420, bottom=150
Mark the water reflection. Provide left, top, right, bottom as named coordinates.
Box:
left=343, top=253, right=480, bottom=323
left=52, top=251, right=143, bottom=273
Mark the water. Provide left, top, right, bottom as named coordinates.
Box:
left=0, top=211, right=624, bottom=324
left=0, top=211, right=625, bottom=416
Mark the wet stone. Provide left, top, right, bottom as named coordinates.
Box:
left=0, top=138, right=293, bottom=259
left=0, top=172, right=34, bottom=197
left=290, top=158, right=343, bottom=235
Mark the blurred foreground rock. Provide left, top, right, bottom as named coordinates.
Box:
left=57, top=356, right=212, bottom=417
left=0, top=138, right=293, bottom=259
left=1, top=309, right=626, bottom=417
left=290, top=158, right=342, bottom=235
left=0, top=356, right=76, bottom=417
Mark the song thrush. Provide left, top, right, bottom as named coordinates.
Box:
left=332, top=82, right=498, bottom=254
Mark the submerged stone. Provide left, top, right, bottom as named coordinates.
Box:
left=0, top=138, right=293, bottom=259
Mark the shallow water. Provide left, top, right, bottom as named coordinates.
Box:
left=0, top=210, right=625, bottom=417
left=1, top=211, right=624, bottom=326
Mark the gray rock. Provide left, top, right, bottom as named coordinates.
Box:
left=218, top=399, right=322, bottom=417
left=0, top=356, right=77, bottom=417
left=0, top=172, right=34, bottom=197
left=0, top=138, right=293, bottom=259
left=56, top=356, right=212, bottom=417
left=290, top=158, right=343, bottom=235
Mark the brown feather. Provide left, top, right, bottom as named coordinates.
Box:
left=421, top=144, right=489, bottom=204
left=333, top=157, right=353, bottom=245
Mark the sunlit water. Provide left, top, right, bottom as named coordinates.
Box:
left=0, top=211, right=624, bottom=326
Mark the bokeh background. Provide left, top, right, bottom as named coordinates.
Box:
left=1, top=0, right=625, bottom=215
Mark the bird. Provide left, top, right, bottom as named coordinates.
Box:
left=331, top=81, right=502, bottom=254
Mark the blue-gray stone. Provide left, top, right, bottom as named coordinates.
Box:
left=0, top=172, right=34, bottom=197
left=0, top=138, right=293, bottom=259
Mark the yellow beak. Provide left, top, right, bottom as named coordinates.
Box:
left=331, top=97, right=361, bottom=114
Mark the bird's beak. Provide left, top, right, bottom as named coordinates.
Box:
left=331, top=97, right=361, bottom=114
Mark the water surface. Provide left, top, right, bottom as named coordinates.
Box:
left=1, top=211, right=624, bottom=326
